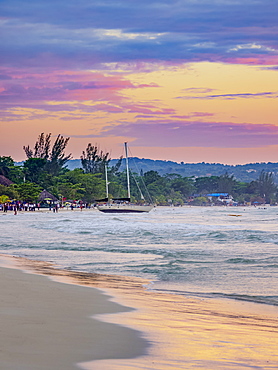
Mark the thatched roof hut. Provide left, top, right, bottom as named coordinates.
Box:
left=38, top=189, right=58, bottom=202
left=0, top=175, right=13, bottom=187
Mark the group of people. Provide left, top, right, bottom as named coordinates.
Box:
left=0, top=201, right=56, bottom=214
left=1, top=201, right=92, bottom=214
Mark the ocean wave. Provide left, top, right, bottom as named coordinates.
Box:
left=149, top=287, right=278, bottom=307
left=226, top=258, right=258, bottom=264
left=208, top=231, right=228, bottom=239
left=1, top=206, right=278, bottom=308
left=209, top=292, right=278, bottom=307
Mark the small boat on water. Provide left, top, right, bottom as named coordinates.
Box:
left=97, top=143, right=154, bottom=213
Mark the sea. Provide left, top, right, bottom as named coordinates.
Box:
left=1, top=206, right=277, bottom=308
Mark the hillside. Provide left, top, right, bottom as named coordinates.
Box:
left=66, top=158, right=278, bottom=183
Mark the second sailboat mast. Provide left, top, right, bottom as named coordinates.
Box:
left=124, top=142, right=131, bottom=200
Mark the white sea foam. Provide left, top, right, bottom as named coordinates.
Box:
left=1, top=206, right=277, bottom=306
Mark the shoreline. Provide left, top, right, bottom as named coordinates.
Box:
left=0, top=255, right=149, bottom=370
left=1, top=254, right=278, bottom=369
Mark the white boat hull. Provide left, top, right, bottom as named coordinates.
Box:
left=97, top=204, right=154, bottom=213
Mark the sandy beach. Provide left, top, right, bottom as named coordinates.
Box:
left=0, top=257, right=148, bottom=370
left=1, top=254, right=278, bottom=370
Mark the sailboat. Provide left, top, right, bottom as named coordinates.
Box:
left=97, top=143, right=154, bottom=213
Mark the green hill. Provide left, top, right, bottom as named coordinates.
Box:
left=65, top=158, right=278, bottom=183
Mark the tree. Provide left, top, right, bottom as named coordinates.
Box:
left=143, top=171, right=162, bottom=185
left=46, top=134, right=72, bottom=175
left=23, top=133, right=51, bottom=159
left=80, top=143, right=110, bottom=175
left=0, top=184, right=19, bottom=199
left=0, top=156, right=24, bottom=184
left=171, top=177, right=195, bottom=197
left=23, top=158, right=48, bottom=184
left=195, top=176, right=219, bottom=194
left=218, top=172, right=236, bottom=194
left=54, top=168, right=106, bottom=203
left=23, top=133, right=72, bottom=176
left=257, top=170, right=277, bottom=203
left=12, top=183, right=42, bottom=202
left=0, top=156, right=14, bottom=177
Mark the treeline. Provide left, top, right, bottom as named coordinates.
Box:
left=0, top=133, right=277, bottom=205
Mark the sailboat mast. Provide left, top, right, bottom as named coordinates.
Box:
left=105, top=164, right=109, bottom=199
left=124, top=142, right=131, bottom=199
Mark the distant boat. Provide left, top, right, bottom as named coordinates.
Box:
left=97, top=143, right=154, bottom=213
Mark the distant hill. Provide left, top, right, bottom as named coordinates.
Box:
left=65, top=158, right=278, bottom=183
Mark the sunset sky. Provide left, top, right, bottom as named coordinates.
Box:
left=1, top=0, right=278, bottom=164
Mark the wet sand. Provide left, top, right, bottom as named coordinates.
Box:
left=0, top=256, right=148, bottom=370
left=1, top=254, right=278, bottom=369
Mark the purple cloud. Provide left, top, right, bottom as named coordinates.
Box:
left=177, top=91, right=278, bottom=100
left=86, top=120, right=278, bottom=148
left=0, top=74, right=13, bottom=80
left=182, top=88, right=217, bottom=94
left=0, top=0, right=278, bottom=69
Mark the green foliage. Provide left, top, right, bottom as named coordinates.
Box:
left=170, top=176, right=195, bottom=197
left=256, top=170, right=277, bottom=203
left=0, top=195, right=9, bottom=204
left=155, top=194, right=168, bottom=206
left=7, top=166, right=24, bottom=184
left=195, top=176, right=219, bottom=194
left=191, top=196, right=209, bottom=206
left=23, top=133, right=72, bottom=176
left=0, top=156, right=24, bottom=184
left=218, top=172, right=236, bottom=194
left=0, top=184, right=19, bottom=199
left=80, top=143, right=110, bottom=175
left=4, top=140, right=278, bottom=205
left=12, top=183, right=42, bottom=202
left=51, top=168, right=106, bottom=202
left=23, top=158, right=48, bottom=184
left=143, top=170, right=162, bottom=185
left=0, top=156, right=14, bottom=177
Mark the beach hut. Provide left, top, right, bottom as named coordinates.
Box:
left=38, top=189, right=58, bottom=203
left=0, top=175, right=13, bottom=187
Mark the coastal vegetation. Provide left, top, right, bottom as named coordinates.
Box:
left=0, top=133, right=278, bottom=206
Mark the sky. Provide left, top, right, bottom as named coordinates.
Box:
left=1, top=0, right=278, bottom=165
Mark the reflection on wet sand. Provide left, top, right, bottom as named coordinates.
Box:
left=6, top=255, right=278, bottom=370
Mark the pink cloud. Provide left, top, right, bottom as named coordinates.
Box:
left=126, top=103, right=175, bottom=115
left=90, top=120, right=278, bottom=149
left=0, top=68, right=159, bottom=115
left=223, top=56, right=278, bottom=65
